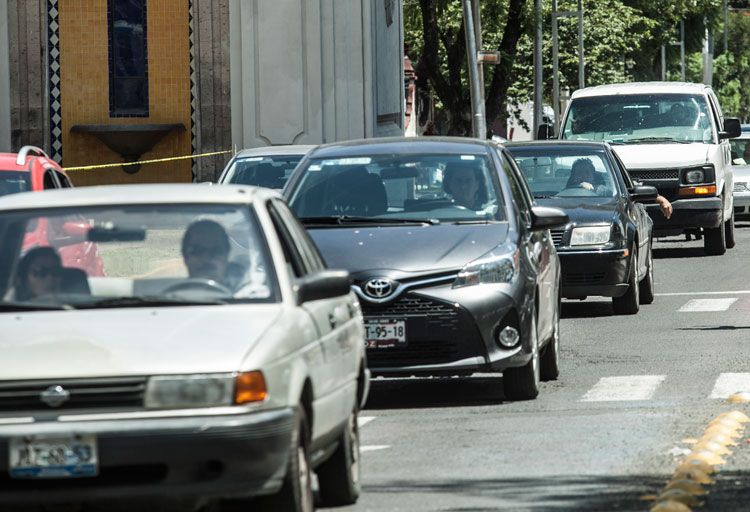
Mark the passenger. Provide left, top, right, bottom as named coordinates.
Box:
left=443, top=164, right=487, bottom=209
left=14, top=246, right=63, bottom=301
left=181, top=220, right=231, bottom=285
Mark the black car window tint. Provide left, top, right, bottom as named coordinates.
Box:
left=272, top=199, right=325, bottom=272
left=42, top=169, right=59, bottom=190
left=55, top=171, right=72, bottom=188
left=502, top=156, right=531, bottom=221
left=503, top=152, right=534, bottom=207
left=267, top=201, right=308, bottom=278
left=611, top=152, right=634, bottom=190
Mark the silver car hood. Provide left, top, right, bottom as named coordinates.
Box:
left=0, top=305, right=282, bottom=380
left=613, top=143, right=709, bottom=169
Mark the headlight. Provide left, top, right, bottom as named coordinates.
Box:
left=144, top=372, right=266, bottom=409
left=570, top=226, right=610, bottom=246
left=453, top=243, right=519, bottom=288
left=685, top=169, right=704, bottom=183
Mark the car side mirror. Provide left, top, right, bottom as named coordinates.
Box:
left=720, top=117, right=742, bottom=140
left=630, top=185, right=658, bottom=203
left=530, top=205, right=568, bottom=230
left=59, top=221, right=90, bottom=244
left=536, top=123, right=554, bottom=140
left=296, top=269, right=352, bottom=304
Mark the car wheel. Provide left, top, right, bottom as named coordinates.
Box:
left=638, top=239, right=655, bottom=305
left=255, top=406, right=314, bottom=512
left=612, top=244, right=639, bottom=315
left=316, top=404, right=361, bottom=506
left=503, top=305, right=540, bottom=400
left=540, top=288, right=560, bottom=381
left=725, top=208, right=736, bottom=249
left=704, top=202, right=727, bottom=255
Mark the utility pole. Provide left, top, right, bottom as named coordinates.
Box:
left=724, top=0, right=728, bottom=53
left=462, top=0, right=486, bottom=139
left=533, top=0, right=542, bottom=138
left=552, top=0, right=584, bottom=135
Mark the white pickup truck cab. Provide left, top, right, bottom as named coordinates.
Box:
left=559, top=82, right=742, bottom=255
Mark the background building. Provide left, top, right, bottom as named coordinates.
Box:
left=0, top=0, right=404, bottom=185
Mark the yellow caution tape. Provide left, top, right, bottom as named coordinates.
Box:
left=62, top=149, right=235, bottom=171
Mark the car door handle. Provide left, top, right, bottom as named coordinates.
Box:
left=328, top=313, right=337, bottom=329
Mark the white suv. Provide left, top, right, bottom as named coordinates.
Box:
left=559, top=82, right=742, bottom=255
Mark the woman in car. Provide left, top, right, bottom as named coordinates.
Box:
left=13, top=246, right=63, bottom=301
left=443, top=164, right=488, bottom=210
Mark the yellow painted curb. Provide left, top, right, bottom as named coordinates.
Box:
left=650, top=501, right=693, bottom=512
left=656, top=488, right=702, bottom=506
left=669, top=468, right=713, bottom=485
left=663, top=478, right=708, bottom=496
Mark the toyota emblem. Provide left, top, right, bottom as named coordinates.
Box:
left=364, top=278, right=395, bottom=299
left=40, top=385, right=71, bottom=408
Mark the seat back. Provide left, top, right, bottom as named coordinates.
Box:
left=60, top=267, right=91, bottom=295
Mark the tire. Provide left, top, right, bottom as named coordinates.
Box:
left=704, top=201, right=727, bottom=255
left=255, top=407, right=314, bottom=512
left=503, top=306, right=540, bottom=400
left=316, top=404, right=361, bottom=506
left=612, top=244, right=640, bottom=315
left=725, top=208, right=736, bottom=249
left=638, top=240, right=655, bottom=305
left=540, top=289, right=560, bottom=382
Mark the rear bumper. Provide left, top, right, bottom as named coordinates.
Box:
left=557, top=248, right=630, bottom=299
left=0, top=408, right=294, bottom=505
left=646, top=196, right=722, bottom=234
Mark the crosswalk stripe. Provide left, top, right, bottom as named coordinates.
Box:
left=678, top=298, right=737, bottom=312
left=709, top=373, right=750, bottom=399
left=358, top=416, right=375, bottom=428
left=361, top=445, right=390, bottom=452
left=581, top=375, right=666, bottom=402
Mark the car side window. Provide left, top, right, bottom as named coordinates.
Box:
left=611, top=151, right=634, bottom=190
left=55, top=171, right=72, bottom=188
left=42, top=170, right=59, bottom=190
left=500, top=152, right=532, bottom=226
left=271, top=199, right=326, bottom=272
left=267, top=201, right=308, bottom=278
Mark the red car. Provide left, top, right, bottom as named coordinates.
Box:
left=0, top=146, right=105, bottom=276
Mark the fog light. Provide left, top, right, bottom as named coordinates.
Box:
left=497, top=326, right=520, bottom=348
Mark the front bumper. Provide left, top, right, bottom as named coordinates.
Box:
left=645, top=196, right=722, bottom=234
left=733, top=191, right=750, bottom=219
left=0, top=407, right=294, bottom=505
left=557, top=248, right=630, bottom=299
left=360, top=285, right=531, bottom=377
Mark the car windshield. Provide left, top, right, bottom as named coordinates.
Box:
left=287, top=153, right=506, bottom=223
left=562, top=93, right=713, bottom=144
left=730, top=137, right=750, bottom=165
left=0, top=204, right=278, bottom=309
left=221, top=155, right=304, bottom=189
left=0, top=171, right=32, bottom=197
left=509, top=148, right=619, bottom=199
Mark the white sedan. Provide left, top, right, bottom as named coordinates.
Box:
left=0, top=183, right=369, bottom=511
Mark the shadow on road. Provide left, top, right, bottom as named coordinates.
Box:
left=560, top=301, right=614, bottom=319
left=677, top=325, right=750, bottom=331
left=351, top=471, right=750, bottom=511
left=653, top=246, right=708, bottom=259
left=364, top=375, right=509, bottom=410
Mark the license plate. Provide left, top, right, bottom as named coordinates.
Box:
left=365, top=319, right=406, bottom=349
left=9, top=434, right=98, bottom=479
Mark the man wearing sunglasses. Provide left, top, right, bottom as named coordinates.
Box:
left=14, top=246, right=63, bottom=301
left=181, top=219, right=232, bottom=286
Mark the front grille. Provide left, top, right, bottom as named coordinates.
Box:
left=564, top=272, right=606, bottom=286
left=629, top=169, right=679, bottom=180
left=361, top=295, right=459, bottom=330
left=0, top=377, right=146, bottom=412
left=736, top=206, right=747, bottom=214
left=550, top=228, right=565, bottom=248
left=734, top=182, right=749, bottom=193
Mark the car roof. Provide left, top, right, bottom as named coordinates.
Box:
left=570, top=81, right=709, bottom=99
left=0, top=183, right=277, bottom=212
left=232, top=145, right=317, bottom=159
left=306, top=136, right=492, bottom=159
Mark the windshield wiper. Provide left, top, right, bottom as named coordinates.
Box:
left=452, top=219, right=496, bottom=225
left=301, top=216, right=440, bottom=225
left=0, top=300, right=73, bottom=311
left=626, top=137, right=691, bottom=144
left=73, top=296, right=229, bottom=309
left=533, top=195, right=556, bottom=199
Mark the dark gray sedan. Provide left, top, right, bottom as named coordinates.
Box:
left=284, top=137, right=568, bottom=400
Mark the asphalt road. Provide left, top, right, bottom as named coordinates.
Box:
left=329, top=222, right=750, bottom=512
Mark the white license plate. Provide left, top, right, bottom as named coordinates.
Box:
left=365, top=319, right=406, bottom=349
left=9, top=434, right=98, bottom=478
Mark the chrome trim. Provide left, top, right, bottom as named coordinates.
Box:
left=57, top=405, right=260, bottom=422
left=557, top=248, right=629, bottom=255
left=352, top=274, right=457, bottom=304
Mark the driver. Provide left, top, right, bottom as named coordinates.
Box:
left=443, top=164, right=487, bottom=209
left=181, top=220, right=231, bottom=285
left=566, top=158, right=609, bottom=195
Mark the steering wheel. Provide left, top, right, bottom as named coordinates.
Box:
left=557, top=187, right=597, bottom=197
left=162, top=278, right=232, bottom=297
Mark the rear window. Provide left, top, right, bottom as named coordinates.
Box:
left=0, top=171, right=32, bottom=197
left=221, top=155, right=304, bottom=189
